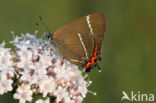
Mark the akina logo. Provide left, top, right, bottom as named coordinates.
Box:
left=121, top=91, right=155, bottom=102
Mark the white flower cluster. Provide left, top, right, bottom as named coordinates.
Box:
left=0, top=32, right=92, bottom=103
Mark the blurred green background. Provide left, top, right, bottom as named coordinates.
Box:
left=0, top=0, right=156, bottom=103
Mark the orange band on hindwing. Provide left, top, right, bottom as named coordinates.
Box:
left=85, top=45, right=98, bottom=69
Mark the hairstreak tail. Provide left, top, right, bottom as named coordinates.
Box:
left=49, top=12, right=106, bottom=72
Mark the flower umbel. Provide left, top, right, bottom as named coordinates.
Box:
left=0, top=32, right=92, bottom=103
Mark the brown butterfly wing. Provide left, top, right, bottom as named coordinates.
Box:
left=52, top=32, right=94, bottom=66
left=87, top=13, right=106, bottom=58
left=51, top=12, right=106, bottom=66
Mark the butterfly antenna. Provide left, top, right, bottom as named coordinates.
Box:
left=37, top=16, right=52, bottom=39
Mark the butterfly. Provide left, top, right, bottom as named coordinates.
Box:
left=49, top=12, right=106, bottom=72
